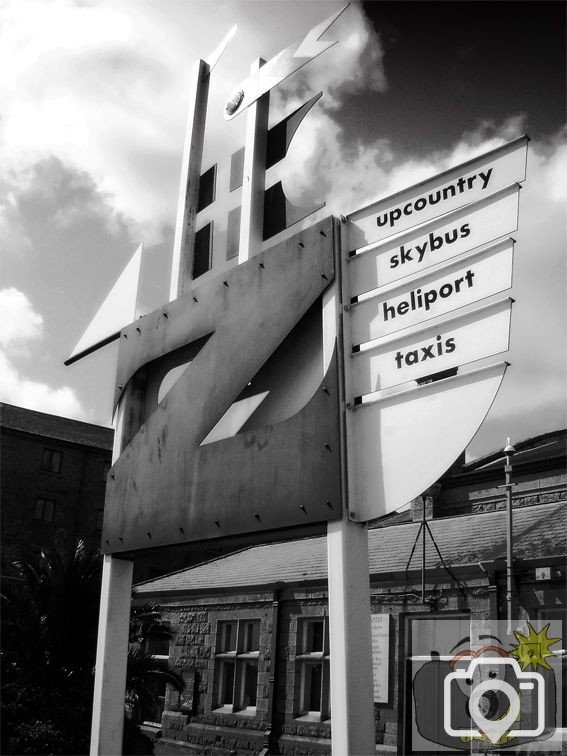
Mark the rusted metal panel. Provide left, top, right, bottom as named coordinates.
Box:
left=102, top=217, right=341, bottom=553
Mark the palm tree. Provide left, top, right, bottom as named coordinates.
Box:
left=1, top=542, right=183, bottom=755
left=1, top=539, right=102, bottom=755
left=126, top=603, right=184, bottom=727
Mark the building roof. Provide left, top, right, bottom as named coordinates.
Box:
left=0, top=402, right=113, bottom=450
left=134, top=500, right=566, bottom=597
left=462, top=428, right=566, bottom=473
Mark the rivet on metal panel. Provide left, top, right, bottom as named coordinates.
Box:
left=299, top=504, right=306, bottom=512
left=136, top=327, right=141, bottom=334
left=343, top=304, right=351, bottom=312
left=123, top=333, right=128, bottom=339
left=110, top=472, right=115, bottom=480
left=258, top=262, right=265, bottom=269
left=349, top=511, right=357, bottom=519
left=163, top=312, right=169, bottom=318
left=324, top=443, right=332, bottom=452
left=320, top=273, right=328, bottom=280
left=214, top=520, right=221, bottom=528
left=254, top=513, right=261, bottom=521
left=119, top=537, right=124, bottom=544
left=298, top=242, right=305, bottom=248
left=179, top=527, right=185, bottom=536
left=320, top=231, right=327, bottom=237
left=193, top=297, right=198, bottom=303
left=117, top=385, right=123, bottom=390
left=325, top=500, right=334, bottom=509
left=105, top=540, right=110, bottom=546
left=223, top=281, right=229, bottom=287
left=146, top=532, right=152, bottom=540
left=340, top=215, right=347, bottom=223
left=322, top=386, right=329, bottom=394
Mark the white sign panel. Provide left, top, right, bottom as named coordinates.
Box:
left=371, top=614, right=390, bottom=703
left=346, top=135, right=528, bottom=250
left=348, top=183, right=520, bottom=297
left=350, top=296, right=512, bottom=397
left=349, top=238, right=514, bottom=345
left=347, top=362, right=508, bottom=520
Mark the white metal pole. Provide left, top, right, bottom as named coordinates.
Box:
left=238, top=58, right=269, bottom=263
left=169, top=59, right=211, bottom=301
left=325, top=219, right=376, bottom=756
left=90, top=403, right=133, bottom=756
left=90, top=555, right=134, bottom=755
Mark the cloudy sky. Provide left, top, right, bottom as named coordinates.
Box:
left=1, top=0, right=565, bottom=459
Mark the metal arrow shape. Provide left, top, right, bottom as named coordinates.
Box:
left=224, top=4, right=349, bottom=120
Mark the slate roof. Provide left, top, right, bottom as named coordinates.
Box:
left=0, top=402, right=113, bottom=450
left=135, top=500, right=566, bottom=597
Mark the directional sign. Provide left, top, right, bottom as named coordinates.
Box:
left=349, top=238, right=514, bottom=344
left=345, top=361, right=509, bottom=521
left=346, top=135, right=528, bottom=250
left=350, top=296, right=513, bottom=397
left=224, top=4, right=348, bottom=119
left=348, top=183, right=520, bottom=296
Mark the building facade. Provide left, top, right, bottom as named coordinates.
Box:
left=134, top=430, right=567, bottom=755
left=0, top=402, right=113, bottom=573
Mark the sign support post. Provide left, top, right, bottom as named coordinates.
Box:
left=327, top=518, right=376, bottom=754
left=90, top=403, right=134, bottom=756
left=238, top=58, right=269, bottom=263
left=325, top=220, right=376, bottom=756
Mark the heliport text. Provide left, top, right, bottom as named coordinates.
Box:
left=376, top=169, right=493, bottom=230
left=382, top=270, right=475, bottom=322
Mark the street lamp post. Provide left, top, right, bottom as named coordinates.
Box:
left=504, top=437, right=516, bottom=634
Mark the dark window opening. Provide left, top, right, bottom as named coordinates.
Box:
left=193, top=222, right=213, bottom=279
left=198, top=165, right=216, bottom=211
left=35, top=497, right=56, bottom=523
left=41, top=448, right=62, bottom=473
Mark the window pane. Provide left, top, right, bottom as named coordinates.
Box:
left=240, top=661, right=258, bottom=707
left=218, top=621, right=237, bottom=652
left=43, top=499, right=55, bottom=522
left=35, top=498, right=55, bottom=522
left=147, top=636, right=170, bottom=656
left=220, top=662, right=235, bottom=705
left=42, top=449, right=62, bottom=472
left=242, top=621, right=260, bottom=652
left=308, top=663, right=322, bottom=711
left=304, top=620, right=324, bottom=653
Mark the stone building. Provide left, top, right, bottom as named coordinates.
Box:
left=0, top=402, right=113, bottom=573
left=134, top=429, right=567, bottom=755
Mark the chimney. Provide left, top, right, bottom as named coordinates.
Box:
left=410, top=483, right=442, bottom=522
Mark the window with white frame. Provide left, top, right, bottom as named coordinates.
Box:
left=214, top=619, right=260, bottom=714
left=296, top=617, right=330, bottom=721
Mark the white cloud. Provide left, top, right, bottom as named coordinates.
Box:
left=0, top=288, right=43, bottom=349
left=0, top=288, right=87, bottom=419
